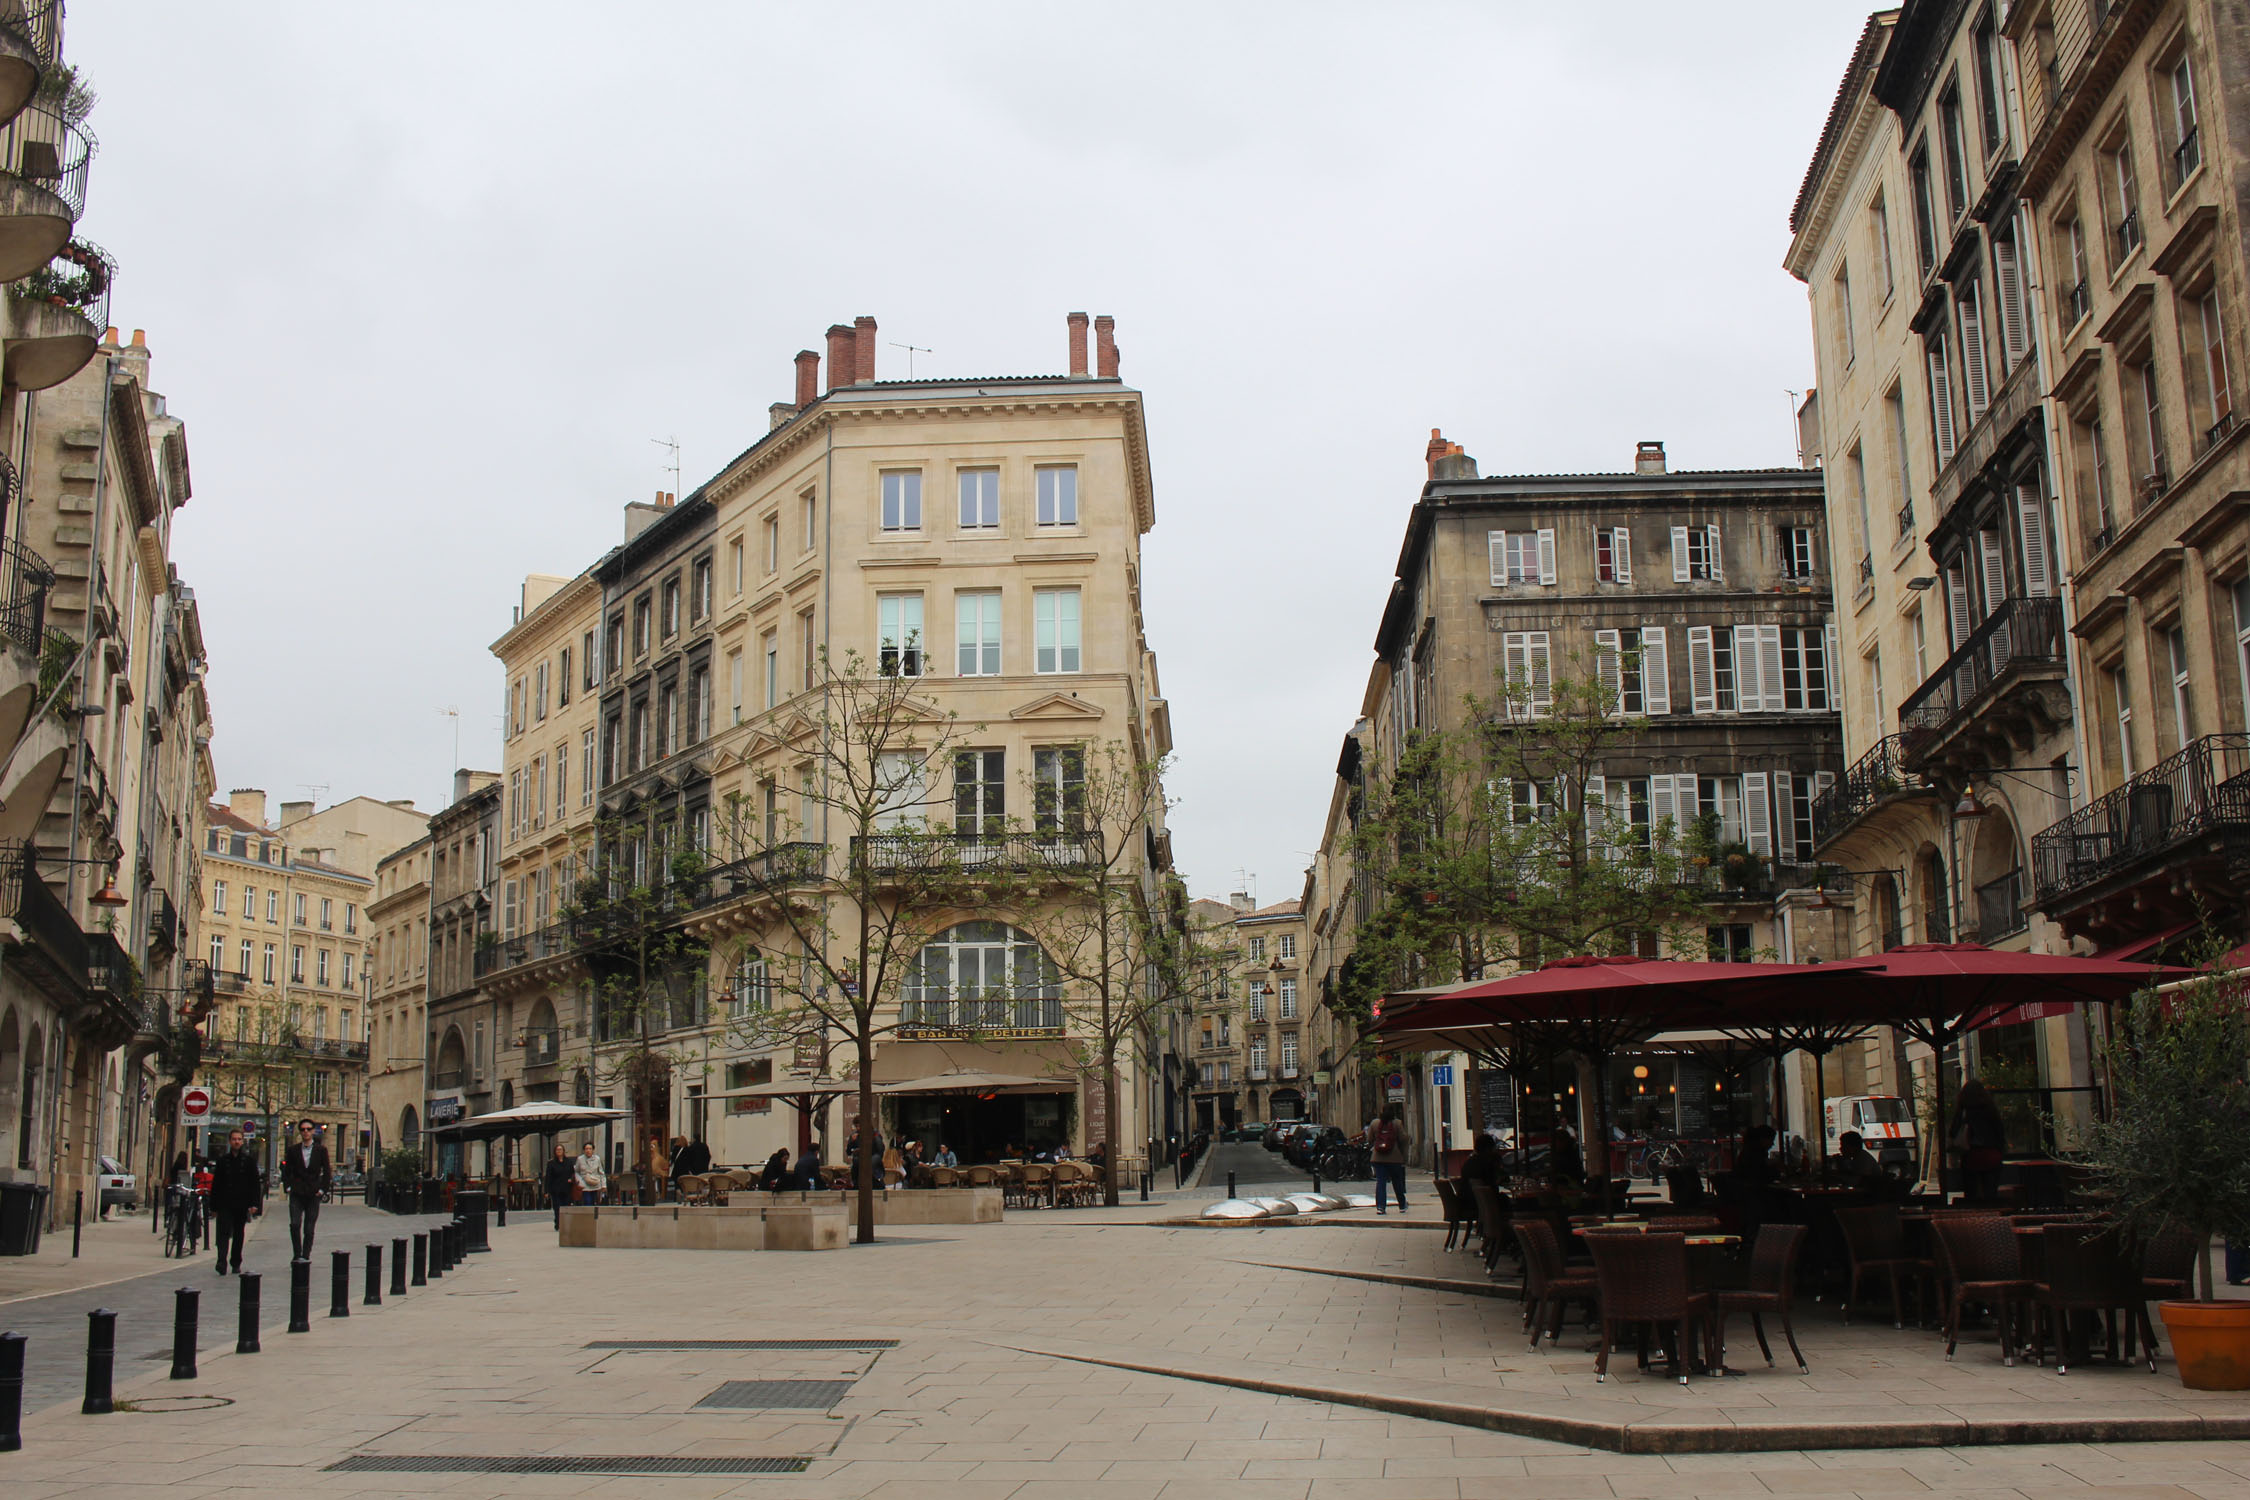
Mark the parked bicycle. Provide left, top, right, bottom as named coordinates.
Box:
left=163, top=1183, right=205, bottom=1258
left=1314, top=1143, right=1372, bottom=1181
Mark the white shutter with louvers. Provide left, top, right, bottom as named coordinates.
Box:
left=1980, top=530, right=2013, bottom=663
left=1825, top=622, right=1839, bottom=705
left=1773, top=771, right=1796, bottom=861
left=1743, top=771, right=1772, bottom=856
left=1537, top=528, right=1557, bottom=585
left=1640, top=626, right=1671, bottom=714
left=1758, top=624, right=1784, bottom=708
left=1488, top=531, right=1508, bottom=587
left=1947, top=566, right=1973, bottom=648
left=1613, top=527, right=1632, bottom=584
left=1672, top=526, right=1691, bottom=581
left=1595, top=629, right=1623, bottom=715
left=1995, top=238, right=2028, bottom=367
left=1585, top=773, right=1610, bottom=859
left=2017, top=484, right=2051, bottom=596
left=1528, top=632, right=1552, bottom=714
left=1928, top=344, right=1958, bottom=462
left=1960, top=289, right=1991, bottom=418
left=1650, top=773, right=1679, bottom=848
left=1706, top=524, right=1724, bottom=581
left=1687, top=627, right=1716, bottom=713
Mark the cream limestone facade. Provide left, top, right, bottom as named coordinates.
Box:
left=482, top=313, right=1173, bottom=1176
left=366, top=832, right=430, bottom=1168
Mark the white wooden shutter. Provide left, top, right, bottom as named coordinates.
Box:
left=1742, top=771, right=1772, bottom=855
left=1732, top=626, right=1760, bottom=709
left=1585, top=773, right=1610, bottom=859
left=1528, top=632, right=1552, bottom=714
left=1594, top=629, right=1623, bottom=715
left=1706, top=524, right=1724, bottom=581
left=1758, top=624, right=1784, bottom=708
left=1488, top=531, right=1507, bottom=587
left=1687, top=627, right=1716, bottom=713
left=1773, top=770, right=1796, bottom=860
left=1814, top=770, right=1835, bottom=806
left=1640, top=626, right=1671, bottom=714
left=1979, top=530, right=2012, bottom=661
left=1672, top=526, right=1691, bottom=582
left=1537, top=528, right=1557, bottom=585
left=1927, top=344, right=1958, bottom=463
left=1650, top=773, right=1679, bottom=847
left=2017, top=484, right=2051, bottom=596
left=1960, top=291, right=1991, bottom=417
left=1825, top=622, right=1839, bottom=705
left=1995, top=238, right=2028, bottom=367
left=1613, top=527, right=1633, bottom=584
left=1947, top=566, right=1973, bottom=648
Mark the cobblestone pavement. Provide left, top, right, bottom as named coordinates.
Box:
left=6, top=1204, right=2250, bottom=1498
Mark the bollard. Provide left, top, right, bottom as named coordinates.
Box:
left=427, top=1230, right=443, bottom=1281
left=170, top=1286, right=199, bottom=1380
left=365, top=1244, right=382, bottom=1306
left=330, top=1250, right=350, bottom=1318
left=391, top=1237, right=408, bottom=1297
left=287, top=1258, right=311, bottom=1334
left=1312, top=1169, right=1321, bottom=1194
left=1140, top=1168, right=1149, bottom=1202
left=237, top=1272, right=261, bottom=1354
left=410, top=1233, right=427, bottom=1286
left=1226, top=1172, right=1236, bottom=1200
left=494, top=1193, right=506, bottom=1229
left=81, top=1308, right=115, bottom=1414
left=1, top=1330, right=23, bottom=1451
left=71, top=1190, right=81, bottom=1259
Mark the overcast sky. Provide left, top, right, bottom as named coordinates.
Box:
left=71, top=1, right=1868, bottom=903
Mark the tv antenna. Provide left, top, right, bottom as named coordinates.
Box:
left=299, top=783, right=329, bottom=806
left=889, top=341, right=931, bottom=378
left=651, top=434, right=681, bottom=498
left=438, top=705, right=459, bottom=771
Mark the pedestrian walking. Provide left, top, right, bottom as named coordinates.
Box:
left=543, top=1142, right=576, bottom=1227
left=279, top=1118, right=332, bottom=1260
left=1367, top=1102, right=1410, bottom=1215
left=208, top=1127, right=263, bottom=1275
left=573, top=1141, right=607, bottom=1205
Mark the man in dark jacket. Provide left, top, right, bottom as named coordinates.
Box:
left=278, top=1118, right=332, bottom=1260
left=542, top=1143, right=577, bottom=1228
left=208, top=1127, right=263, bottom=1275
left=677, top=1136, right=712, bottom=1178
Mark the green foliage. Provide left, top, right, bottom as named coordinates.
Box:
left=380, top=1145, right=423, bottom=1185
left=35, top=628, right=73, bottom=716
left=36, top=61, right=95, bottom=122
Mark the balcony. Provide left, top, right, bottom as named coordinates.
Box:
left=83, top=929, right=146, bottom=1045
left=1813, top=733, right=1940, bottom=852
left=697, top=842, right=824, bottom=903
left=212, top=969, right=251, bottom=995
left=523, top=1027, right=561, bottom=1067
left=5, top=236, right=109, bottom=391
left=0, top=839, right=77, bottom=1001
left=1248, top=1066, right=1269, bottom=1081
left=146, top=888, right=179, bottom=961
left=0, top=97, right=87, bottom=281
left=1897, top=597, right=2070, bottom=776
left=0, top=4, right=59, bottom=127
left=0, top=534, right=47, bottom=656
left=896, top=997, right=1064, bottom=1039
left=2032, top=734, right=2250, bottom=939
left=852, top=829, right=1103, bottom=877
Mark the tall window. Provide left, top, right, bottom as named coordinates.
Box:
left=558, top=647, right=572, bottom=706
left=761, top=632, right=778, bottom=710
left=262, top=944, right=276, bottom=984
left=878, top=593, right=924, bottom=677
left=2233, top=581, right=2250, bottom=735
left=2104, top=129, right=2142, bottom=268
left=1033, top=747, right=1086, bottom=833
left=1035, top=465, right=1078, bottom=526
left=957, top=591, right=1001, bottom=676
left=958, top=468, right=999, bottom=529
left=1926, top=329, right=1958, bottom=465
left=1279, top=934, right=1296, bottom=960
left=902, top=923, right=1061, bottom=1031
left=1939, top=87, right=1969, bottom=219
left=1671, top=524, right=1722, bottom=581
left=2182, top=286, right=2234, bottom=450
left=692, top=556, right=712, bottom=618
left=1834, top=262, right=1854, bottom=367
left=881, top=470, right=922, bottom=531
left=1888, top=384, right=1915, bottom=535
left=1871, top=192, right=1895, bottom=299
left=581, top=729, right=595, bottom=805
left=213, top=879, right=226, bottom=914
left=2165, top=52, right=2201, bottom=190
left=2112, top=664, right=2137, bottom=777
left=762, top=516, right=778, bottom=575
left=1957, top=279, right=1991, bottom=420
left=728, top=537, right=744, bottom=596
left=1909, top=149, right=1938, bottom=275
left=2169, top=626, right=2194, bottom=745
left=1502, top=631, right=1554, bottom=717
left=1489, top=529, right=1556, bottom=585
left=954, top=749, right=1005, bottom=834
left=237, top=939, right=251, bottom=976
left=802, top=491, right=818, bottom=550
left=661, top=578, right=680, bottom=640
left=874, top=752, right=926, bottom=832
left=1279, top=978, right=1298, bottom=1020
left=1593, top=526, right=1631, bottom=583
left=1781, top=526, right=1817, bottom=581
left=1033, top=588, right=1080, bottom=673
left=1973, top=16, right=2005, bottom=156
left=800, top=607, right=817, bottom=691
left=319, top=898, right=332, bottom=931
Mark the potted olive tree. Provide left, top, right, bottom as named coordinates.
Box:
left=2078, top=971, right=2250, bottom=1388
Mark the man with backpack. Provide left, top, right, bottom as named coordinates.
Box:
left=1367, top=1103, right=1410, bottom=1215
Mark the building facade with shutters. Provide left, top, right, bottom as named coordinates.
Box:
left=365, top=830, right=430, bottom=1173
left=421, top=776, right=502, bottom=1177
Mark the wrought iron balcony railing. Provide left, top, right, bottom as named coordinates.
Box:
left=146, top=887, right=179, bottom=958
left=0, top=532, right=47, bottom=655
left=0, top=2, right=62, bottom=65
left=523, top=1027, right=561, bottom=1066
left=899, top=997, right=1065, bottom=1033
left=697, top=842, right=824, bottom=902
left=852, top=829, right=1103, bottom=875
left=0, top=97, right=89, bottom=220
left=2032, top=733, right=2250, bottom=907
left=1812, top=733, right=1938, bottom=849
left=1898, top=596, right=2066, bottom=742
left=11, top=236, right=111, bottom=332
left=0, top=838, right=77, bottom=973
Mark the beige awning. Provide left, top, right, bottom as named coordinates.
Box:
left=709, top=1078, right=861, bottom=1101
left=871, top=1070, right=1074, bottom=1096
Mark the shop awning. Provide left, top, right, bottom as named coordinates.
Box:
left=426, top=1102, right=628, bottom=1142
left=872, top=1070, right=1073, bottom=1096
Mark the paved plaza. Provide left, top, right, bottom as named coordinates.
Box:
left=6, top=1181, right=2250, bottom=1498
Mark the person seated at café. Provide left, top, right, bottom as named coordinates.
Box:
left=880, top=1143, right=906, bottom=1189
left=759, top=1148, right=792, bottom=1192
left=933, top=1142, right=958, bottom=1168
left=1548, top=1125, right=1585, bottom=1185
left=1458, top=1132, right=1503, bottom=1192
left=1830, top=1129, right=1888, bottom=1187
left=1085, top=1141, right=1107, bottom=1172
left=794, top=1142, right=824, bottom=1191
left=1733, top=1124, right=1778, bottom=1183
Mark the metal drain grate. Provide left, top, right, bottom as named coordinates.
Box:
left=327, top=1455, right=810, bottom=1475
left=694, top=1379, right=856, bottom=1410
left=587, top=1338, right=898, bottom=1350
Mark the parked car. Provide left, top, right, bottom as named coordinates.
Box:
left=1238, top=1122, right=1269, bottom=1141
left=1284, top=1125, right=1346, bottom=1169
left=95, top=1155, right=136, bottom=1211
left=1262, top=1123, right=1294, bottom=1152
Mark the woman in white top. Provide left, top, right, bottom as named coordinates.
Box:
left=574, top=1143, right=608, bottom=1203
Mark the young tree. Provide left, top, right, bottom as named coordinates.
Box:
left=206, top=990, right=314, bottom=1181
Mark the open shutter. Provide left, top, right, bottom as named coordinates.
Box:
left=1528, top=632, right=1552, bottom=714
left=1825, top=622, right=1839, bottom=708
left=1672, top=526, right=1691, bottom=582
left=1537, top=528, right=1557, bottom=585
left=2017, top=484, right=2051, bottom=596
left=1585, top=773, right=1610, bottom=859
left=1947, top=566, right=1973, bottom=648
left=1687, top=627, right=1716, bottom=713
left=1743, top=771, right=1773, bottom=856
left=1640, top=626, right=1671, bottom=714
left=1979, top=530, right=2013, bottom=663
left=1489, top=532, right=1508, bottom=587
left=1613, top=527, right=1633, bottom=584
left=1594, top=629, right=1622, bottom=715
left=1650, top=773, right=1679, bottom=848
left=1732, top=626, right=1765, bottom=710
left=1995, top=238, right=2029, bottom=367
left=1927, top=344, right=1958, bottom=463
left=1758, top=624, right=1784, bottom=708
left=1960, top=291, right=1991, bottom=417
left=1706, top=524, right=1724, bottom=581
left=1773, top=771, right=1797, bottom=860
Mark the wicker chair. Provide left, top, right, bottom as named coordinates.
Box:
left=1020, top=1162, right=1054, bottom=1207
left=1646, top=1215, right=1722, bottom=1234
left=929, top=1166, right=961, bottom=1189
left=2030, top=1221, right=2158, bottom=1374
left=2143, top=1222, right=2201, bottom=1303
left=1515, top=1216, right=1600, bottom=1351
left=675, top=1173, right=711, bottom=1206
left=1930, top=1212, right=2033, bottom=1366
left=1833, top=1203, right=1933, bottom=1329
left=1586, top=1230, right=1712, bottom=1385
left=1467, top=1181, right=1512, bottom=1274
left=964, top=1164, right=999, bottom=1190
left=1716, top=1223, right=1809, bottom=1373
left=1436, top=1178, right=1471, bottom=1250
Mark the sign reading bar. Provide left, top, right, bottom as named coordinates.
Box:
left=894, top=1025, right=1065, bottom=1043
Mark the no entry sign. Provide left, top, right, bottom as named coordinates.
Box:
left=180, top=1085, right=212, bottom=1122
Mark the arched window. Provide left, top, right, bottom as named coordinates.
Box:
left=435, top=1027, right=468, bottom=1087
left=1969, top=812, right=2025, bottom=941
left=400, top=1105, right=420, bottom=1148
left=904, top=922, right=1062, bottom=1031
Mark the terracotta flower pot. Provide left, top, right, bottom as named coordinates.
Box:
left=2160, top=1300, right=2250, bottom=1389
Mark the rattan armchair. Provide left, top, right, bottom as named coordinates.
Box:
left=1834, top=1203, right=1934, bottom=1329
left=1930, top=1212, right=2032, bottom=1366
left=2030, top=1221, right=2157, bottom=1374
left=1585, top=1230, right=1712, bottom=1385
left=1716, top=1223, right=1809, bottom=1373
left=1515, top=1216, right=1599, bottom=1351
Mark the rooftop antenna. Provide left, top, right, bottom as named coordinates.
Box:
left=1234, top=868, right=1256, bottom=905
left=651, top=434, right=681, bottom=499
left=298, top=783, right=329, bottom=807
left=438, top=705, right=459, bottom=773
left=889, top=341, right=931, bottom=378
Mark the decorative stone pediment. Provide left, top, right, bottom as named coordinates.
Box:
left=1009, top=692, right=1104, bottom=723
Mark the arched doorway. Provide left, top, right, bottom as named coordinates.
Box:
left=0, top=1005, right=19, bottom=1172
left=1914, top=846, right=1950, bottom=943
left=18, top=1023, right=40, bottom=1172
left=1869, top=873, right=1903, bottom=951
left=1968, top=811, right=2025, bottom=943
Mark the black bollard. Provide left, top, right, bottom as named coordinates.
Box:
left=237, top=1272, right=261, bottom=1354
left=1226, top=1172, right=1236, bottom=1199
left=71, top=1190, right=81, bottom=1259
left=1, top=1330, right=23, bottom=1451
left=81, top=1308, right=114, bottom=1414
left=427, top=1230, right=443, bottom=1281
left=494, top=1193, right=506, bottom=1229
left=391, top=1237, right=407, bottom=1297
left=330, top=1250, right=350, bottom=1318
left=365, top=1244, right=382, bottom=1306
left=1312, top=1169, right=1321, bottom=1194
left=1140, top=1168, right=1149, bottom=1202
left=170, top=1286, right=199, bottom=1380
left=287, top=1258, right=311, bottom=1334
left=410, top=1233, right=426, bottom=1286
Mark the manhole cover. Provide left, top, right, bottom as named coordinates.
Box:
left=117, top=1395, right=233, bottom=1413
left=694, top=1379, right=855, bottom=1410
left=327, top=1455, right=809, bottom=1474
left=587, top=1339, right=898, bottom=1351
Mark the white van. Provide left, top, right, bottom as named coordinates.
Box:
left=1822, top=1095, right=1917, bottom=1172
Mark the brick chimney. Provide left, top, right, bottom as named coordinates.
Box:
left=1094, top=315, right=1118, bottom=377
left=825, top=325, right=855, bottom=393
left=1425, top=429, right=1450, bottom=478
left=1635, top=441, right=1667, bottom=475
left=854, top=316, right=877, bottom=383
left=1067, top=312, right=1090, bottom=377
left=794, top=349, right=819, bottom=407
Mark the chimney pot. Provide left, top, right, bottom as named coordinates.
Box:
left=1425, top=428, right=1451, bottom=478
left=825, top=324, right=855, bottom=393
left=1067, top=312, right=1090, bottom=377
left=1094, top=314, right=1118, bottom=378
left=129, top=328, right=146, bottom=348
left=1634, top=441, right=1667, bottom=475
left=794, top=349, right=820, bottom=407
left=854, top=315, right=877, bottom=384
left=770, top=401, right=798, bottom=431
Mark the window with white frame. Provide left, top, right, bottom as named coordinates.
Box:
left=1280, top=1033, right=1299, bottom=1074
left=1781, top=526, right=1817, bottom=580
left=1033, top=746, right=1086, bottom=833
left=958, top=468, right=999, bottom=529
left=317, top=948, right=331, bottom=987
left=2234, top=581, right=2250, bottom=735
left=761, top=631, right=778, bottom=709
left=580, top=729, right=595, bottom=805
left=957, top=591, right=1001, bottom=675
left=1033, top=588, right=1080, bottom=673
left=1594, top=526, right=1632, bottom=583
left=2112, top=663, right=2136, bottom=778
left=1248, top=936, right=1265, bottom=961
left=2164, top=50, right=2201, bottom=190
left=1500, top=631, right=1552, bottom=717
left=1671, top=524, right=1723, bottom=581
left=1249, top=1037, right=1267, bottom=1074
left=213, top=879, right=226, bottom=914
left=1958, top=278, right=1992, bottom=420
left=1594, top=626, right=1671, bottom=716
left=878, top=593, right=924, bottom=677
left=874, top=751, right=927, bottom=832
left=1279, top=978, right=1297, bottom=1019
left=1035, top=465, right=1078, bottom=526
left=2182, top=284, right=2234, bottom=447
left=953, top=749, right=1006, bottom=835
left=1488, top=529, right=1556, bottom=586
left=1279, top=934, right=1295, bottom=960
left=2170, top=625, right=2194, bottom=744
left=880, top=470, right=922, bottom=532
left=1778, top=627, right=1829, bottom=710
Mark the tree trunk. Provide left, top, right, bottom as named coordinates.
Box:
left=854, top=1027, right=875, bottom=1244
left=1102, top=1038, right=1121, bottom=1207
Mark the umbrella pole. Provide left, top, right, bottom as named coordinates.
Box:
left=1930, top=1027, right=1949, bottom=1202
left=1813, top=1048, right=1826, bottom=1181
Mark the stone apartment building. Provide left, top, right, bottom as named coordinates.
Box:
left=1182, top=892, right=1318, bottom=1133
left=421, top=775, right=501, bottom=1177
left=480, top=312, right=1175, bottom=1175
left=365, top=828, right=430, bottom=1171
left=1307, top=436, right=1846, bottom=1167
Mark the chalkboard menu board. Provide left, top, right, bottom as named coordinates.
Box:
left=1479, top=1069, right=1516, bottom=1130
left=1675, top=1058, right=1714, bottom=1137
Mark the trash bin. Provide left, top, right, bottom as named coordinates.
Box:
left=454, top=1189, right=489, bottom=1253
left=0, top=1181, right=50, bottom=1255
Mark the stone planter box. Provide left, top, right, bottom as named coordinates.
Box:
left=556, top=1202, right=846, bottom=1251
left=835, top=1187, right=1005, bottom=1225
